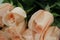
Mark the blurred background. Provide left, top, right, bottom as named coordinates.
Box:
left=0, top=0, right=60, bottom=28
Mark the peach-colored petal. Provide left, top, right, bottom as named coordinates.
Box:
left=23, top=29, right=35, bottom=40
left=0, top=31, right=8, bottom=40
left=28, top=10, right=54, bottom=33
left=0, top=3, right=13, bottom=16
left=23, top=29, right=41, bottom=40
left=5, top=26, right=25, bottom=40
left=35, top=33, right=41, bottom=40
left=41, top=26, right=60, bottom=40
left=2, top=7, right=26, bottom=27
left=0, top=3, right=13, bottom=27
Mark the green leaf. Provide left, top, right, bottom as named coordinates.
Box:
left=52, top=13, right=60, bottom=17
left=17, top=1, right=23, bottom=9
left=50, top=3, right=56, bottom=8
left=45, top=4, right=50, bottom=11
left=56, top=2, right=60, bottom=7
left=53, top=18, right=60, bottom=28
left=10, top=0, right=13, bottom=5
left=0, top=0, right=4, bottom=4
left=3, top=0, right=9, bottom=3
left=27, top=6, right=35, bottom=13
left=22, top=0, right=35, bottom=6
left=35, top=1, right=45, bottom=8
